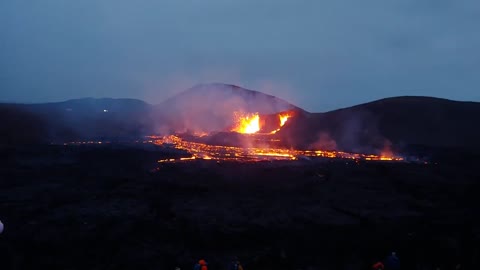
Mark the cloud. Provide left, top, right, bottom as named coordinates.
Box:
left=1, top=0, right=479, bottom=110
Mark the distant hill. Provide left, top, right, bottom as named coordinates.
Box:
left=278, top=96, right=480, bottom=152
left=0, top=98, right=153, bottom=144
left=1, top=83, right=304, bottom=144
left=152, top=83, right=302, bottom=133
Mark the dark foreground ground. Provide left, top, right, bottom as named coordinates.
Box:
left=1, top=144, right=480, bottom=270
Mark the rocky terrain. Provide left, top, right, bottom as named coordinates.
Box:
left=1, top=84, right=480, bottom=269
left=0, top=144, right=479, bottom=269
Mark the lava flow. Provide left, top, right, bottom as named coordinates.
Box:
left=152, top=135, right=403, bottom=163
left=152, top=110, right=403, bottom=163
left=271, top=113, right=291, bottom=134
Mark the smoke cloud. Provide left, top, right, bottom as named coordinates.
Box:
left=309, top=132, right=337, bottom=151
left=152, top=83, right=298, bottom=135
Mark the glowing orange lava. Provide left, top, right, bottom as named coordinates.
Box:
left=279, top=113, right=290, bottom=127
left=270, top=113, right=291, bottom=134
left=149, top=135, right=404, bottom=163
left=231, top=112, right=261, bottom=134
left=61, top=136, right=405, bottom=163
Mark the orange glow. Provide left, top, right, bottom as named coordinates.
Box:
left=150, top=135, right=404, bottom=163
left=62, top=136, right=404, bottom=163
left=180, top=157, right=196, bottom=161
left=279, top=114, right=290, bottom=127
left=270, top=113, right=291, bottom=134
left=231, top=112, right=261, bottom=134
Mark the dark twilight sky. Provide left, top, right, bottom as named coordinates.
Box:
left=1, top=0, right=479, bottom=112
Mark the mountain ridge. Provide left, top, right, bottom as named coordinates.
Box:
left=1, top=83, right=479, bottom=153
left=278, top=95, right=480, bottom=152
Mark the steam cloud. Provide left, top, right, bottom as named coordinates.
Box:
left=309, top=132, right=337, bottom=151
left=152, top=83, right=298, bottom=135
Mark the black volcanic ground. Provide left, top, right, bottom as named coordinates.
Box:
left=0, top=144, right=479, bottom=270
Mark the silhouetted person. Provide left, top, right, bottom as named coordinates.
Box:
left=229, top=260, right=244, bottom=270
left=194, top=259, right=207, bottom=270
left=372, top=261, right=385, bottom=270
left=385, top=252, right=400, bottom=270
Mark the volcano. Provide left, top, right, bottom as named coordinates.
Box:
left=152, top=83, right=304, bottom=134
